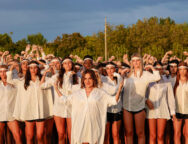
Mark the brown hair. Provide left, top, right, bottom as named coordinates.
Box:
left=0, top=65, right=8, bottom=69
left=58, top=57, right=78, bottom=88
left=0, top=65, right=8, bottom=80
left=81, top=69, right=98, bottom=88
left=174, top=62, right=188, bottom=95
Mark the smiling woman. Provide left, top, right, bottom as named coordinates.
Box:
left=54, top=69, right=124, bottom=144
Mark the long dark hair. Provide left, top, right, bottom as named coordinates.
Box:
left=174, top=62, right=188, bottom=95
left=24, top=61, right=42, bottom=90
left=58, top=57, right=78, bottom=88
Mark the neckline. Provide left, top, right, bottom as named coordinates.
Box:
left=84, top=87, right=95, bottom=98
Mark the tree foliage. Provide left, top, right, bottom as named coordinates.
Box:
left=0, top=17, right=188, bottom=59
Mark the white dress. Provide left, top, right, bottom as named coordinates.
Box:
left=123, top=71, right=161, bottom=112
left=60, top=88, right=118, bottom=144
left=175, top=81, right=188, bottom=114
left=41, top=72, right=79, bottom=118
left=0, top=82, right=17, bottom=122
left=6, top=71, right=52, bottom=121
left=146, top=79, right=175, bottom=119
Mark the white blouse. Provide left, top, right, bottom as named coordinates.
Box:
left=0, top=82, right=17, bottom=121
left=175, top=81, right=188, bottom=114
left=6, top=71, right=52, bottom=121
left=123, top=71, right=161, bottom=112
left=167, top=75, right=176, bottom=88
left=60, top=88, right=118, bottom=144
left=102, top=73, right=123, bottom=113
left=41, top=72, right=80, bottom=118
left=146, top=79, right=175, bottom=119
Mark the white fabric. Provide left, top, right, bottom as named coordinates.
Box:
left=123, top=71, right=161, bottom=111
left=167, top=75, right=176, bottom=88
left=0, top=68, right=7, bottom=71
left=146, top=79, right=176, bottom=119
left=6, top=71, right=52, bottom=121
left=175, top=81, right=188, bottom=114
left=0, top=82, right=17, bottom=121
left=101, top=73, right=123, bottom=113
left=60, top=88, right=118, bottom=144
left=41, top=72, right=79, bottom=118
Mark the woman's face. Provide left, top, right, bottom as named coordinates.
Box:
left=0, top=69, right=7, bottom=81
left=132, top=58, right=141, bottom=69
left=83, top=60, right=92, bottom=70
left=29, top=66, right=38, bottom=75
left=21, top=61, right=28, bottom=71
left=106, top=66, right=115, bottom=77
left=84, top=73, right=94, bottom=88
left=170, top=65, right=178, bottom=75
left=54, top=61, right=61, bottom=70
left=179, top=67, right=187, bottom=77
left=63, top=60, right=72, bottom=72
left=155, top=64, right=163, bottom=75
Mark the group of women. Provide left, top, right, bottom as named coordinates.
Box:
left=0, top=50, right=187, bottom=144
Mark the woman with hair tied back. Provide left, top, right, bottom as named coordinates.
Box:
left=54, top=69, right=124, bottom=144
left=7, top=61, right=51, bottom=144
left=173, top=62, right=188, bottom=144
left=103, top=62, right=123, bottom=144
left=40, top=57, right=79, bottom=144
left=146, top=61, right=176, bottom=144
left=122, top=53, right=161, bottom=144
left=0, top=65, right=22, bottom=144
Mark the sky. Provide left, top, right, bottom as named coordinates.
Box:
left=0, top=0, right=188, bottom=42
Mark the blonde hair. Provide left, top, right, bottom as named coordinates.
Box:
left=128, top=53, right=143, bottom=78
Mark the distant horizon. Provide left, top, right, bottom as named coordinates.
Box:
left=0, top=0, right=187, bottom=42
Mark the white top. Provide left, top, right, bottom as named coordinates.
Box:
left=0, top=82, right=17, bottom=121
left=175, top=81, right=188, bottom=114
left=167, top=75, right=176, bottom=88
left=123, top=71, right=161, bottom=111
left=102, top=73, right=123, bottom=113
left=6, top=71, right=52, bottom=121
left=146, top=79, right=176, bottom=119
left=41, top=72, right=80, bottom=118
left=60, top=88, right=118, bottom=144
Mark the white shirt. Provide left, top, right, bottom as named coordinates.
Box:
left=167, top=75, right=176, bottom=88
left=60, top=88, right=118, bottom=144
left=0, top=82, right=17, bottom=121
left=123, top=70, right=161, bottom=111
left=102, top=73, right=123, bottom=113
left=146, top=79, right=175, bottom=119
left=175, top=81, right=188, bottom=114
left=6, top=71, right=52, bottom=121
left=41, top=72, right=80, bottom=118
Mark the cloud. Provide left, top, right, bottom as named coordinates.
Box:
left=0, top=0, right=187, bottom=42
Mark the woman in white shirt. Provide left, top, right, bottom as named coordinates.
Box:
left=103, top=62, right=123, bottom=144
left=146, top=61, right=176, bottom=144
left=41, top=57, right=79, bottom=144
left=173, top=62, right=188, bottom=144
left=122, top=53, right=160, bottom=144
left=7, top=61, right=50, bottom=144
left=0, top=65, right=22, bottom=144
left=54, top=69, right=124, bottom=144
